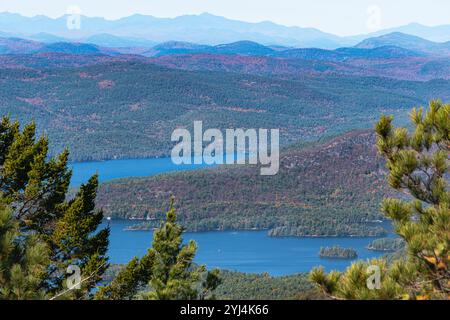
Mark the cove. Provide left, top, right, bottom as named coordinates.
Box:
left=103, top=220, right=393, bottom=276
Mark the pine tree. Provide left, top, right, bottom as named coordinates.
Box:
left=310, top=100, right=449, bottom=300
left=0, top=116, right=109, bottom=299
left=0, top=206, right=50, bottom=299
left=142, top=198, right=200, bottom=300
left=94, top=252, right=155, bottom=300
left=51, top=175, right=110, bottom=299
left=96, top=198, right=221, bottom=300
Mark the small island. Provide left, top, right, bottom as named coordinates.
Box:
left=367, top=238, right=405, bottom=252
left=125, top=223, right=156, bottom=231
left=319, top=246, right=358, bottom=259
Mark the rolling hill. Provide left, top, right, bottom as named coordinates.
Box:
left=96, top=130, right=393, bottom=237
left=1, top=55, right=449, bottom=161
left=0, top=37, right=42, bottom=54
left=355, top=32, right=450, bottom=56
left=1, top=32, right=449, bottom=82
left=147, top=50, right=450, bottom=81
left=359, top=22, right=450, bottom=43
left=143, top=40, right=425, bottom=60
left=0, top=37, right=118, bottom=55
left=38, top=42, right=105, bottom=55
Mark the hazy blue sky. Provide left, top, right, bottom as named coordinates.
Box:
left=1, top=0, right=449, bottom=36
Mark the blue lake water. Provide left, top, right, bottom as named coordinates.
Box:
left=71, top=157, right=393, bottom=276
left=102, top=220, right=392, bottom=276
left=69, top=157, right=212, bottom=187
left=69, top=154, right=251, bottom=187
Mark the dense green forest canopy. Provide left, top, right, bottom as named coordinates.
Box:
left=102, top=266, right=319, bottom=300
left=1, top=57, right=449, bottom=161
left=319, top=246, right=358, bottom=259
left=210, top=271, right=320, bottom=300
left=367, top=238, right=406, bottom=252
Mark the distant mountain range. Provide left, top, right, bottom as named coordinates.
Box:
left=142, top=35, right=438, bottom=59
left=2, top=31, right=450, bottom=81
left=146, top=40, right=281, bottom=57
left=1, top=32, right=448, bottom=60
left=0, top=37, right=113, bottom=55
left=1, top=12, right=450, bottom=49
left=356, top=32, right=450, bottom=56
left=363, top=23, right=450, bottom=43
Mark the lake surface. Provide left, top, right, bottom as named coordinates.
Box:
left=69, top=157, right=212, bottom=187
left=69, top=154, right=250, bottom=186
left=71, top=157, right=393, bottom=276
left=102, top=220, right=392, bottom=276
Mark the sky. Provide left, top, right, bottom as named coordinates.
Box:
left=1, top=0, right=449, bottom=36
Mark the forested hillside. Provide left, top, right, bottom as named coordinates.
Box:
left=1, top=55, right=449, bottom=161
left=101, top=266, right=319, bottom=300
left=213, top=271, right=320, bottom=300
left=97, top=130, right=394, bottom=237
